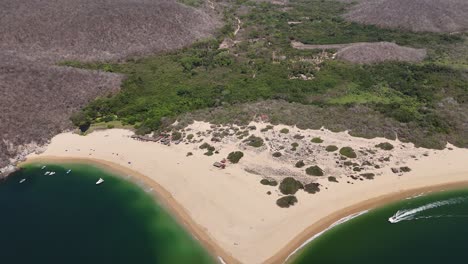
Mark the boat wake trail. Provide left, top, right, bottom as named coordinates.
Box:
left=388, top=197, right=467, bottom=224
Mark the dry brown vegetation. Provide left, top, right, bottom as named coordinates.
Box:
left=0, top=0, right=219, bottom=174
left=335, top=42, right=427, bottom=64
left=0, top=0, right=219, bottom=63
left=341, top=0, right=468, bottom=33
left=0, top=53, right=122, bottom=170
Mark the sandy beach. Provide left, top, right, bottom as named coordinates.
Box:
left=22, top=122, right=468, bottom=264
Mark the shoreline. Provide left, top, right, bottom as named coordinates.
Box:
left=20, top=156, right=241, bottom=264
left=18, top=126, right=468, bottom=263
left=21, top=156, right=468, bottom=264
left=266, top=180, right=468, bottom=264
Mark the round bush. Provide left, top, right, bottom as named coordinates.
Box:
left=305, top=165, right=324, bottom=176
left=272, top=152, right=282, bottom=157
left=280, top=128, right=289, bottom=134
left=311, top=137, right=323, bottom=143
left=279, top=177, right=303, bottom=195
left=295, top=160, right=305, bottom=168
left=276, top=195, right=298, bottom=208
left=227, top=151, right=244, bottom=163
left=325, top=145, right=338, bottom=152
left=340, top=147, right=357, bottom=158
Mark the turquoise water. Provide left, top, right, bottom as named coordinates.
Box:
left=0, top=164, right=214, bottom=264
left=292, top=188, right=468, bottom=264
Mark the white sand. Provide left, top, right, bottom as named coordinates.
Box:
left=25, top=122, right=468, bottom=263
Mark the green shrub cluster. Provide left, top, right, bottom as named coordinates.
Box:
left=340, top=147, right=357, bottom=158
left=304, top=183, right=321, bottom=194
left=279, top=177, right=304, bottom=195
left=306, top=165, right=324, bottom=176
left=243, top=135, right=264, bottom=148
left=227, top=151, right=244, bottom=163
left=375, top=142, right=394, bottom=150
left=311, top=137, right=323, bottom=143
left=272, top=152, right=282, bottom=157
left=276, top=195, right=298, bottom=208
left=295, top=160, right=305, bottom=168
left=325, top=145, right=338, bottom=152
left=260, top=178, right=278, bottom=186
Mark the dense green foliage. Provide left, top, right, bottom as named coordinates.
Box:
left=305, top=165, right=324, bottom=176
left=340, top=147, right=357, bottom=158
left=276, top=195, right=298, bottom=208
left=227, top=151, right=244, bottom=163
left=64, top=0, right=468, bottom=149
left=279, top=177, right=304, bottom=195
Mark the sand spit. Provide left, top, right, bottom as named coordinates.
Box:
left=23, top=121, right=468, bottom=263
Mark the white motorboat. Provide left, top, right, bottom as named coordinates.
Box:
left=19, top=179, right=26, bottom=184
left=41, top=166, right=46, bottom=170
left=388, top=216, right=397, bottom=223
left=44, top=171, right=51, bottom=175
left=49, top=172, right=56, bottom=175
left=96, top=178, right=104, bottom=185
left=66, top=169, right=72, bottom=174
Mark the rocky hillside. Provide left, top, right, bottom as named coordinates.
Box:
left=341, top=0, right=468, bottom=33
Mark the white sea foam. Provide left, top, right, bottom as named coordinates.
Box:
left=285, top=210, right=369, bottom=262
left=389, top=197, right=466, bottom=223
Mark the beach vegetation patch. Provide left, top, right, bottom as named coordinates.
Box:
left=272, top=152, right=282, bottom=157
left=279, top=177, right=304, bottom=195
left=227, top=151, right=244, bottom=163
left=260, top=125, right=274, bottom=132
left=243, top=135, right=264, bottom=148
left=311, top=137, right=324, bottom=143
left=375, top=142, right=394, bottom=150
left=400, top=166, right=412, bottom=172
left=171, top=131, right=182, bottom=141
left=71, top=112, right=91, bottom=133
left=340, top=147, right=357, bottom=158
left=276, top=195, right=298, bottom=208
left=304, top=182, right=321, bottom=194
left=328, top=176, right=338, bottom=182
left=295, top=160, right=305, bottom=168
left=293, top=134, right=305, bottom=140
left=306, top=165, right=324, bottom=176
left=325, top=145, right=338, bottom=152
left=280, top=128, right=289, bottom=134
left=360, top=173, right=375, bottom=179
left=260, top=178, right=278, bottom=186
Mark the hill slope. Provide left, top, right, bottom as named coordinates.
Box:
left=342, top=0, right=468, bottom=33
left=0, top=53, right=122, bottom=173
left=0, top=0, right=219, bottom=62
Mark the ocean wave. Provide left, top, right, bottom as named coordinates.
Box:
left=389, top=197, right=466, bottom=223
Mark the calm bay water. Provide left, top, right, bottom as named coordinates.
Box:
left=292, top=188, right=468, bottom=264
left=0, top=164, right=214, bottom=264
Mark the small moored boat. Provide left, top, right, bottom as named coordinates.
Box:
left=96, top=178, right=104, bottom=185
left=19, top=179, right=26, bottom=184
left=66, top=169, right=72, bottom=174
left=44, top=171, right=51, bottom=175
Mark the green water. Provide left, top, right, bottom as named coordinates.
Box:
left=0, top=164, right=214, bottom=264
left=291, top=188, right=468, bottom=264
